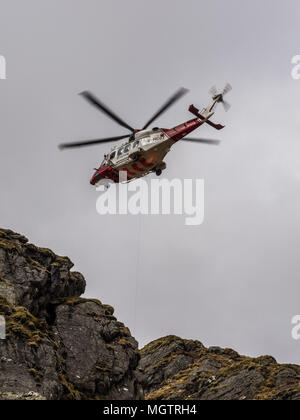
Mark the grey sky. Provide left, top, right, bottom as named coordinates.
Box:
left=1, top=0, right=300, bottom=364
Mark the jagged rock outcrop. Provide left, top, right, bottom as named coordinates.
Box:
left=2, top=228, right=300, bottom=400
left=138, top=336, right=300, bottom=400
left=0, top=229, right=142, bottom=400
left=0, top=229, right=85, bottom=317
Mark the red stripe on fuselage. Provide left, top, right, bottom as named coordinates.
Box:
left=122, top=167, right=136, bottom=177
left=131, top=163, right=145, bottom=172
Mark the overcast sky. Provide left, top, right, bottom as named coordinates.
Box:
left=1, top=0, right=300, bottom=364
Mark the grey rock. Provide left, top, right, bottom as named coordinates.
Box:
left=53, top=299, right=142, bottom=400
left=0, top=307, right=63, bottom=399
left=3, top=228, right=300, bottom=401
left=0, top=228, right=86, bottom=316
left=139, top=336, right=300, bottom=400
left=199, top=369, right=264, bottom=400
left=137, top=335, right=204, bottom=395
left=0, top=228, right=143, bottom=400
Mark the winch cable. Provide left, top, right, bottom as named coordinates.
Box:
left=133, top=213, right=142, bottom=337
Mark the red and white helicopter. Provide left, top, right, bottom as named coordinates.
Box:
left=59, top=84, right=231, bottom=186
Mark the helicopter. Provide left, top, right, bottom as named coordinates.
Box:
left=58, top=84, right=232, bottom=186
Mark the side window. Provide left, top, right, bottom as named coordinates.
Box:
left=124, top=143, right=131, bottom=153
left=132, top=140, right=139, bottom=149
left=110, top=151, right=116, bottom=160
left=117, top=147, right=124, bottom=157
left=141, top=138, right=150, bottom=146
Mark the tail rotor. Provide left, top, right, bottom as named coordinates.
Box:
left=222, top=83, right=232, bottom=96
left=222, top=98, right=231, bottom=112
left=209, top=83, right=232, bottom=112
left=209, top=85, right=218, bottom=97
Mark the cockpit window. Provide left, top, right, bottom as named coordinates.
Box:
left=132, top=140, right=139, bottom=149
left=110, top=151, right=116, bottom=160
left=100, top=160, right=107, bottom=169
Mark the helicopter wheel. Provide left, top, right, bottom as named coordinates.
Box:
left=155, top=169, right=162, bottom=176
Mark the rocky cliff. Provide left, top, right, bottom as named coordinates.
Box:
left=138, top=336, right=300, bottom=400
left=0, top=229, right=142, bottom=400
left=1, top=228, right=300, bottom=400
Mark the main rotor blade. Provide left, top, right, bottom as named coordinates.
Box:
left=58, top=134, right=130, bottom=150
left=182, top=137, right=220, bottom=145
left=80, top=91, right=135, bottom=132
left=143, top=87, right=189, bottom=130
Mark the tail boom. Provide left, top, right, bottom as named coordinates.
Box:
left=189, top=105, right=225, bottom=130
left=162, top=101, right=225, bottom=143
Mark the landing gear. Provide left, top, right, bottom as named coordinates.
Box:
left=154, top=162, right=166, bottom=176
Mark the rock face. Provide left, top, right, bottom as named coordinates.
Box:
left=0, top=229, right=142, bottom=400
left=138, top=336, right=300, bottom=400
left=2, top=228, right=300, bottom=400
left=0, top=229, right=85, bottom=317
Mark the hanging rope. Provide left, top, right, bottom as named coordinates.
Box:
left=133, top=213, right=142, bottom=336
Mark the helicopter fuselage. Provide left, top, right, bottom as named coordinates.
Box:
left=90, top=115, right=209, bottom=186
